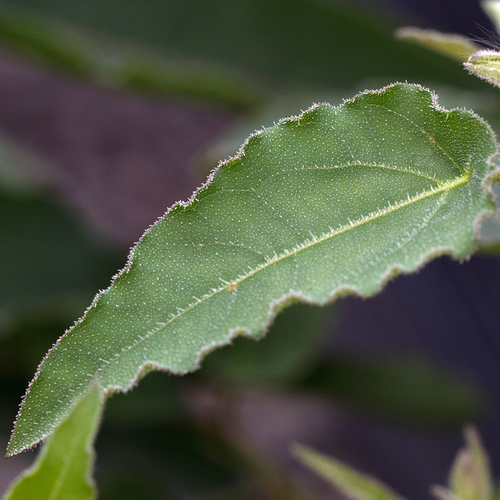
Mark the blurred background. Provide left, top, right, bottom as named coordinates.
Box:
left=1, top=0, right=500, bottom=499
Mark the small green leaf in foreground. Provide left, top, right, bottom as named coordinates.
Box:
left=395, top=27, right=480, bottom=62
left=431, top=426, right=493, bottom=500
left=8, top=83, right=498, bottom=456
left=449, top=426, right=492, bottom=500
left=292, top=443, right=407, bottom=500
left=3, top=383, right=102, bottom=500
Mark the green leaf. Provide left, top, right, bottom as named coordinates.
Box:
left=2, top=383, right=103, bottom=500
left=7, top=83, right=498, bottom=456
left=0, top=0, right=482, bottom=91
left=465, top=50, right=500, bottom=89
left=449, top=426, right=493, bottom=500
left=395, top=27, right=480, bottom=62
left=0, top=3, right=265, bottom=111
left=419, top=85, right=500, bottom=252
left=292, top=443, right=407, bottom=500
left=301, top=354, right=486, bottom=425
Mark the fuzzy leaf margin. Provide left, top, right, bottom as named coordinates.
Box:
left=7, top=83, right=499, bottom=456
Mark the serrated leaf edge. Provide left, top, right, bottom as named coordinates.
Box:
left=7, top=82, right=499, bottom=457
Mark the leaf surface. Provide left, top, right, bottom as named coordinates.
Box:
left=425, top=85, right=500, bottom=251
left=2, top=383, right=102, bottom=500
left=7, top=83, right=498, bottom=456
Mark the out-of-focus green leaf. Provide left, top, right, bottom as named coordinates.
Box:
left=111, top=56, right=265, bottom=112
left=432, top=426, right=493, bottom=500
left=0, top=6, right=94, bottom=76
left=395, top=27, right=480, bottom=62
left=2, top=383, right=103, bottom=500
left=0, top=187, right=123, bottom=323
left=301, top=355, right=486, bottom=425
left=449, top=426, right=493, bottom=500
left=0, top=316, right=80, bottom=377
left=96, top=423, right=240, bottom=500
left=103, top=371, right=183, bottom=426
left=482, top=0, right=500, bottom=34
left=0, top=134, right=119, bottom=328
left=202, top=301, right=337, bottom=388
left=0, top=0, right=483, bottom=91
left=292, top=443, right=407, bottom=500
left=0, top=3, right=266, bottom=111
left=8, top=83, right=498, bottom=457
left=97, top=405, right=305, bottom=500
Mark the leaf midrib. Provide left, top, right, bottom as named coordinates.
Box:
left=96, top=169, right=470, bottom=379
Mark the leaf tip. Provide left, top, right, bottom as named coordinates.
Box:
left=395, top=26, right=479, bottom=62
